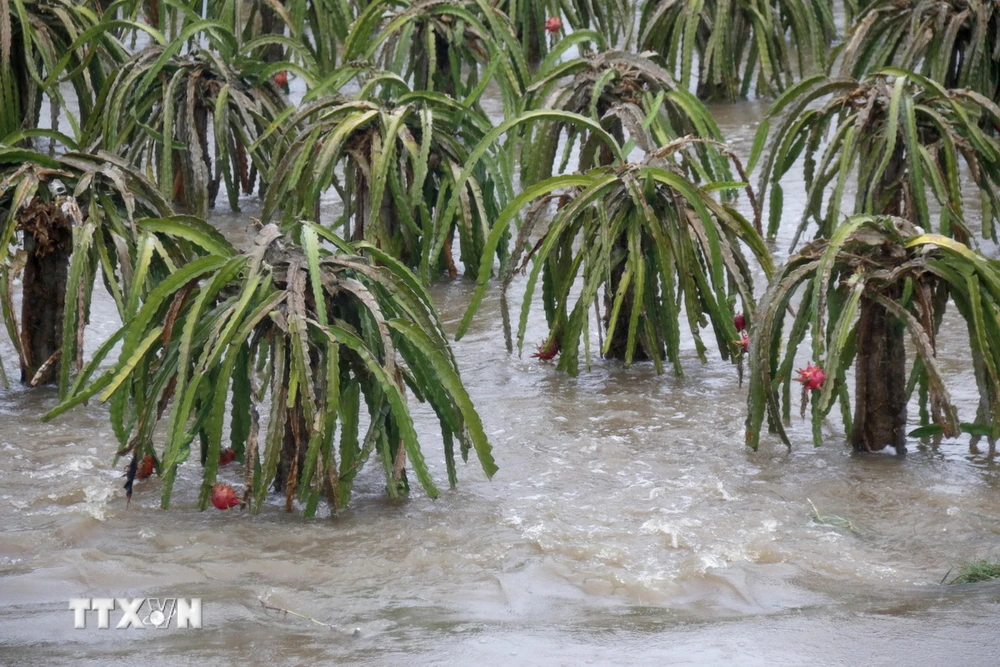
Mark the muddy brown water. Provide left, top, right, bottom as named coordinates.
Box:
left=2, top=97, right=1000, bottom=666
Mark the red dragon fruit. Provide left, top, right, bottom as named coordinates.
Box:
left=136, top=455, right=155, bottom=480
left=211, top=483, right=242, bottom=510
left=794, top=364, right=826, bottom=391
left=218, top=448, right=236, bottom=466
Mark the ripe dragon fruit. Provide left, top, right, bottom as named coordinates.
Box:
left=211, top=483, right=242, bottom=510
left=794, top=364, right=826, bottom=391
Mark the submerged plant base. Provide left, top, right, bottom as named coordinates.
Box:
left=945, top=559, right=1000, bottom=584
left=18, top=198, right=73, bottom=385
left=45, top=224, right=497, bottom=516
left=852, top=294, right=908, bottom=454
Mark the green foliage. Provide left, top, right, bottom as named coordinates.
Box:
left=7, top=0, right=1000, bottom=506
left=264, top=88, right=508, bottom=282
left=0, top=147, right=174, bottom=392
left=945, top=558, right=1000, bottom=584
left=746, top=215, right=1000, bottom=450
left=754, top=70, right=1000, bottom=246
left=459, top=143, right=772, bottom=376
left=638, top=0, right=835, bottom=101
left=839, top=0, right=999, bottom=102
left=521, top=48, right=733, bottom=185
left=45, top=223, right=496, bottom=515
left=499, top=0, right=633, bottom=65
left=0, top=0, right=127, bottom=139
left=109, top=0, right=352, bottom=71
left=344, top=0, right=528, bottom=114
left=209, top=0, right=353, bottom=70
left=84, top=23, right=293, bottom=217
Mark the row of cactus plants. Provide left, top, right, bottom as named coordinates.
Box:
left=1, top=0, right=999, bottom=519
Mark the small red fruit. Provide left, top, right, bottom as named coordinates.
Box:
left=211, top=482, right=242, bottom=510
left=734, top=330, right=749, bottom=354
left=219, top=448, right=236, bottom=466
left=532, top=337, right=560, bottom=360
left=136, top=455, right=155, bottom=480
left=273, top=70, right=288, bottom=87
left=734, top=312, right=746, bottom=332
left=794, top=363, right=826, bottom=391
left=545, top=16, right=561, bottom=33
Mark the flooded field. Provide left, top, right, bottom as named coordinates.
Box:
left=1, top=97, right=1000, bottom=666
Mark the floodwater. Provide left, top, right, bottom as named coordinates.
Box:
left=2, top=96, right=1000, bottom=666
